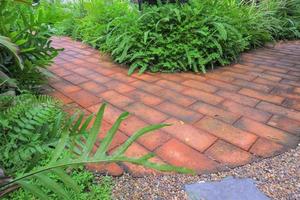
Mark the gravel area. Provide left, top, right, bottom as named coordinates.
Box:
left=111, top=144, right=300, bottom=200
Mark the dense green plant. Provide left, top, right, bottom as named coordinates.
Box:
left=0, top=101, right=192, bottom=199
left=0, top=94, right=63, bottom=175
left=51, top=0, right=300, bottom=75
left=2, top=168, right=113, bottom=200
left=0, top=0, right=59, bottom=92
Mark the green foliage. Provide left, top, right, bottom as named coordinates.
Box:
left=0, top=94, right=63, bottom=175
left=0, top=102, right=192, bottom=199
left=0, top=0, right=60, bottom=92
left=2, top=169, right=113, bottom=200
left=51, top=0, right=300, bottom=75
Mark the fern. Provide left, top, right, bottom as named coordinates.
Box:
left=0, top=103, right=193, bottom=199
left=0, top=94, right=63, bottom=175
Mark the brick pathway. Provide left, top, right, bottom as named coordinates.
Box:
left=49, top=37, right=300, bottom=176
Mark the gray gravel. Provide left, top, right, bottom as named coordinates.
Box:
left=111, top=144, right=300, bottom=200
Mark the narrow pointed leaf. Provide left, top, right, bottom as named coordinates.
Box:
left=51, top=168, right=81, bottom=193
left=18, top=180, right=50, bottom=200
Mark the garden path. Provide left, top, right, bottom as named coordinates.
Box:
left=49, top=37, right=300, bottom=176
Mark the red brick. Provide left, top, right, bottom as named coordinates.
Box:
left=254, top=77, right=292, bottom=90
left=222, top=101, right=271, bottom=122
left=265, top=71, right=299, bottom=81
left=105, top=80, right=135, bottom=93
left=250, top=138, right=285, bottom=158
left=85, top=73, right=111, bottom=83
left=250, top=72, right=282, bottom=82
left=182, top=88, right=224, bottom=105
left=282, top=99, right=300, bottom=111
left=233, top=79, right=272, bottom=93
left=51, top=68, right=73, bottom=77
left=86, top=163, right=124, bottom=176
left=126, top=90, right=163, bottom=106
left=256, top=101, right=300, bottom=122
left=158, top=89, right=196, bottom=107
left=51, top=81, right=81, bottom=94
left=157, top=102, right=203, bottom=123
left=155, top=139, right=219, bottom=173
left=99, top=90, right=134, bottom=108
left=222, top=71, right=256, bottom=81
left=131, top=73, right=159, bottom=82
left=235, top=117, right=299, bottom=147
left=205, top=140, right=254, bottom=167
left=281, top=79, right=300, bottom=87
left=204, top=72, right=235, bottom=82
left=50, top=91, right=73, bottom=104
left=268, top=115, right=300, bottom=136
left=182, top=80, right=218, bottom=93
left=96, top=120, right=128, bottom=151
left=130, top=80, right=163, bottom=93
left=217, top=90, right=259, bottom=107
left=158, top=73, right=186, bottom=82
left=178, top=73, right=206, bottom=81
left=72, top=67, right=94, bottom=76
left=110, top=73, right=137, bottom=83
left=125, top=102, right=168, bottom=124
left=93, top=66, right=116, bottom=76
left=205, top=79, right=240, bottom=92
left=163, top=118, right=217, bottom=152
left=190, top=102, right=240, bottom=124
left=122, top=143, right=165, bottom=177
left=63, top=74, right=88, bottom=84
left=233, top=64, right=264, bottom=72
left=66, top=90, right=101, bottom=108
left=295, top=87, right=300, bottom=94
left=87, top=103, right=123, bottom=125
left=156, top=80, right=186, bottom=92
left=239, top=88, right=284, bottom=104
left=195, top=117, right=257, bottom=150
left=257, top=65, right=288, bottom=73
left=80, top=81, right=106, bottom=94
left=119, top=116, right=170, bottom=151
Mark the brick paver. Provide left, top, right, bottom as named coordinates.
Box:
left=49, top=37, right=300, bottom=176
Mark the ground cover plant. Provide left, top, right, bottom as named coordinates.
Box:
left=47, top=0, right=300, bottom=74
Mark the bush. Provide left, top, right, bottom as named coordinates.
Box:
left=0, top=0, right=59, bottom=92
left=52, top=0, right=300, bottom=75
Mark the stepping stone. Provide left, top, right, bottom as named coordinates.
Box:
left=185, top=176, right=269, bottom=200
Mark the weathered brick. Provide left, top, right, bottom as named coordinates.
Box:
left=110, top=73, right=137, bottom=83
left=256, top=101, right=300, bottom=122
left=268, top=115, right=300, bottom=136
left=190, top=102, right=240, bottom=124
left=105, top=80, right=135, bottom=93
left=205, top=140, right=254, bottom=167
left=51, top=81, right=81, bottom=94
left=182, top=80, right=218, bottom=93
left=156, top=80, right=186, bottom=92
left=217, top=90, right=259, bottom=107
left=50, top=91, right=73, bottom=104
left=157, top=102, right=203, bottom=123
left=233, top=79, right=272, bottom=93
left=205, top=79, right=240, bottom=92
left=222, top=71, right=257, bottom=81
left=63, top=74, right=88, bottom=84
left=195, top=117, right=257, bottom=150
left=158, top=89, right=196, bottom=107
left=80, top=81, right=107, bottom=94
left=85, top=73, right=111, bottom=83
left=100, top=90, right=134, bottom=108
left=250, top=138, right=285, bottom=158
left=182, top=88, right=224, bottom=105
left=125, top=102, right=168, bottom=124
left=155, top=139, right=219, bottom=173
left=235, top=117, right=299, bottom=147
left=72, top=67, right=95, bottom=76
left=163, top=118, right=217, bottom=152
left=119, top=116, right=170, bottom=151
left=87, top=103, right=123, bottom=125
left=131, top=73, right=159, bottom=82
left=239, top=88, right=284, bottom=104
left=222, top=101, right=271, bottom=122
left=130, top=80, right=163, bottom=93
left=126, top=90, right=163, bottom=106
left=66, top=90, right=101, bottom=108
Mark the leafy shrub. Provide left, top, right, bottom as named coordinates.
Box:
left=52, top=0, right=300, bottom=75
left=0, top=0, right=59, bottom=92
left=0, top=94, right=63, bottom=175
